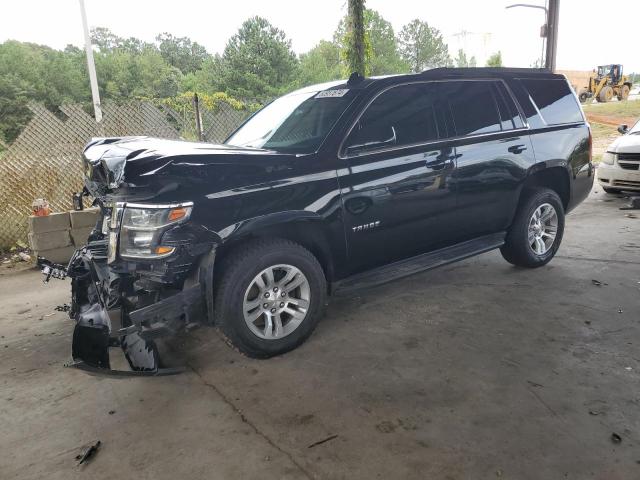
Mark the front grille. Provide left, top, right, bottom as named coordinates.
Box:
left=618, top=153, right=640, bottom=161
left=619, top=162, right=640, bottom=171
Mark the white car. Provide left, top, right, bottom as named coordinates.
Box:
left=597, top=120, right=640, bottom=193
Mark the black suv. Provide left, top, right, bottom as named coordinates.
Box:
left=57, top=68, right=593, bottom=375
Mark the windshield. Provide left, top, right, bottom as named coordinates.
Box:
left=226, top=88, right=355, bottom=154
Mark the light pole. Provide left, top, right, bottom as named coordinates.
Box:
left=505, top=3, right=548, bottom=68
left=79, top=0, right=102, bottom=122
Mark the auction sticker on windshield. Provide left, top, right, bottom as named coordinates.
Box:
left=315, top=89, right=349, bottom=98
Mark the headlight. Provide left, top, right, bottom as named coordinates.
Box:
left=119, top=203, right=192, bottom=259
left=601, top=152, right=616, bottom=165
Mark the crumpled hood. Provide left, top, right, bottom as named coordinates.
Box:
left=82, top=136, right=298, bottom=202
left=606, top=133, right=640, bottom=154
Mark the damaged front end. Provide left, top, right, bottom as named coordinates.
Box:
left=43, top=137, right=221, bottom=376
left=64, top=241, right=198, bottom=377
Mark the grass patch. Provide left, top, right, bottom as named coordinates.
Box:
left=582, top=101, right=640, bottom=120
left=590, top=122, right=618, bottom=138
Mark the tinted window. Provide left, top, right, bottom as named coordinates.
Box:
left=447, top=81, right=502, bottom=136
left=510, top=80, right=545, bottom=128
left=519, top=78, right=583, bottom=125
left=493, top=83, right=524, bottom=130
left=344, top=84, right=442, bottom=155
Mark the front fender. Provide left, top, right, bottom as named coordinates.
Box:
left=215, top=210, right=348, bottom=284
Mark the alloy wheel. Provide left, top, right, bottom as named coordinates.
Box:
left=243, top=264, right=311, bottom=340
left=528, top=203, right=558, bottom=255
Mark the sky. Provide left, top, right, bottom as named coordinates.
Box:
left=1, top=0, right=638, bottom=73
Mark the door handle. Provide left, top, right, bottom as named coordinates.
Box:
left=425, top=157, right=453, bottom=170
left=508, top=144, right=527, bottom=154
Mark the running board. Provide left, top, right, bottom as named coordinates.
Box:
left=333, top=232, right=506, bottom=295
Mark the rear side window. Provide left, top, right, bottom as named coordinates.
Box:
left=446, top=81, right=502, bottom=136
left=493, top=83, right=524, bottom=130
left=519, top=78, right=583, bottom=125
left=344, top=84, right=443, bottom=155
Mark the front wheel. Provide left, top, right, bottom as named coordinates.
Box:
left=214, top=239, right=326, bottom=358
left=500, top=188, right=565, bottom=268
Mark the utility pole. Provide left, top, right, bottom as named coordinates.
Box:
left=79, top=0, right=102, bottom=122
left=545, top=0, right=560, bottom=71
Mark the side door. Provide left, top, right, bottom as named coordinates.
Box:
left=337, top=82, right=458, bottom=274
left=445, top=80, right=536, bottom=241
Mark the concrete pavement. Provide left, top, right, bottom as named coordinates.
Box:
left=2, top=187, right=639, bottom=480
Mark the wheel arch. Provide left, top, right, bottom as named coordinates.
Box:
left=521, top=165, right=570, bottom=211
left=215, top=212, right=339, bottom=285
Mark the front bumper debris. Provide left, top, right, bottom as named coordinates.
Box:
left=41, top=243, right=200, bottom=377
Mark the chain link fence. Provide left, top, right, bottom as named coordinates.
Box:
left=0, top=99, right=253, bottom=249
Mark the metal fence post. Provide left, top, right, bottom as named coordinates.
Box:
left=193, top=93, right=203, bottom=141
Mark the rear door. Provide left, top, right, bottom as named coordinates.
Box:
left=446, top=80, right=535, bottom=241
left=337, top=82, right=458, bottom=273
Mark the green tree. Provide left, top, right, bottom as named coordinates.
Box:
left=179, top=55, right=225, bottom=94
left=486, top=51, right=503, bottom=67
left=0, top=41, right=88, bottom=143
left=454, top=49, right=477, bottom=68
left=398, top=20, right=451, bottom=72
left=156, top=33, right=210, bottom=74
left=90, top=27, right=153, bottom=54
left=218, top=16, right=298, bottom=100
left=94, top=48, right=182, bottom=99
left=297, top=40, right=342, bottom=86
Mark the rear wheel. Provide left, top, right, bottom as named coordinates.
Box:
left=500, top=188, right=565, bottom=268
left=617, top=85, right=630, bottom=101
left=578, top=89, right=589, bottom=103
left=214, top=239, right=326, bottom=358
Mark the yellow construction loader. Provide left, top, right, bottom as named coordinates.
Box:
left=578, top=64, right=632, bottom=103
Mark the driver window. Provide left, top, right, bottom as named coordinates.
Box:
left=344, top=84, right=441, bottom=156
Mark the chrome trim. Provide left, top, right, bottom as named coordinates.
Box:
left=123, top=201, right=194, bottom=209
left=338, top=78, right=530, bottom=160
left=341, top=128, right=530, bottom=160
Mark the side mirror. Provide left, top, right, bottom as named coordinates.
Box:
left=617, top=124, right=628, bottom=135
left=345, top=126, right=397, bottom=156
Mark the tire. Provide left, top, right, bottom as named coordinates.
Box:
left=578, top=90, right=589, bottom=103
left=214, top=238, right=326, bottom=358
left=599, top=86, right=613, bottom=103
left=617, top=85, right=630, bottom=101
left=602, top=187, right=622, bottom=194
left=500, top=188, right=565, bottom=268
